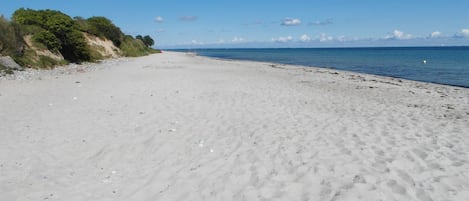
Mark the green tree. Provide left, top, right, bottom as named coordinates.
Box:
left=142, top=35, right=154, bottom=47
left=135, top=35, right=154, bottom=47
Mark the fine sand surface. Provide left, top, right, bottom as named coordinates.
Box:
left=1, top=52, right=469, bottom=201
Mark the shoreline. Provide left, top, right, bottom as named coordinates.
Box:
left=3, top=50, right=469, bottom=89
left=1, top=52, right=469, bottom=200
left=188, top=51, right=469, bottom=90
left=173, top=47, right=469, bottom=88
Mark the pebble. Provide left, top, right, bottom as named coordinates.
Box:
left=198, top=140, right=204, bottom=147
left=0, top=58, right=128, bottom=81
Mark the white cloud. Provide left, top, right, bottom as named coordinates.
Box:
left=281, top=18, right=301, bottom=26
left=430, top=31, right=442, bottom=38
left=180, top=16, right=198, bottom=22
left=272, top=36, right=293, bottom=43
left=456, top=29, right=469, bottom=38
left=154, top=16, right=164, bottom=23
left=300, top=34, right=311, bottom=42
left=309, top=18, right=333, bottom=26
left=232, top=37, right=245, bottom=43
left=319, top=33, right=333, bottom=42
left=191, top=40, right=204, bottom=45
left=336, top=36, right=347, bottom=42
left=385, top=30, right=413, bottom=40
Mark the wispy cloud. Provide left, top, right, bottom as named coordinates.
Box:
left=243, top=20, right=264, bottom=26
left=319, top=33, right=334, bottom=42
left=454, top=29, right=469, bottom=38
left=281, top=18, right=301, bottom=26
left=232, top=37, right=245, bottom=43
left=272, top=33, right=337, bottom=43
left=272, top=36, right=293, bottom=42
left=154, top=16, right=164, bottom=23
left=385, top=30, right=413, bottom=40
left=336, top=36, right=349, bottom=42
left=309, top=18, right=333, bottom=26
left=300, top=34, right=311, bottom=42
left=180, top=16, right=198, bottom=22
left=430, top=31, right=442, bottom=38
left=191, top=40, right=203, bottom=45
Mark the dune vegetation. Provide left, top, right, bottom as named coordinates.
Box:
left=0, top=8, right=159, bottom=72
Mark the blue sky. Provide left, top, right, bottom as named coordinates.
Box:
left=1, top=0, right=469, bottom=48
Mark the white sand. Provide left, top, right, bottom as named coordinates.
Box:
left=1, top=52, right=469, bottom=201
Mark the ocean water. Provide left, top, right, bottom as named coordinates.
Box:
left=174, top=47, right=469, bottom=88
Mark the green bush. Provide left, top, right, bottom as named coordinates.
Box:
left=37, top=55, right=64, bottom=68
left=3, top=8, right=159, bottom=69
left=12, top=48, right=67, bottom=69
left=32, top=31, right=61, bottom=53
left=12, top=8, right=91, bottom=63
left=0, top=16, right=13, bottom=54
left=17, top=24, right=44, bottom=36
left=60, top=30, right=91, bottom=63
left=74, top=16, right=89, bottom=32
left=0, top=16, right=24, bottom=56
left=88, top=45, right=105, bottom=61
left=85, top=16, right=123, bottom=47
left=120, top=35, right=151, bottom=57
left=11, top=8, right=43, bottom=26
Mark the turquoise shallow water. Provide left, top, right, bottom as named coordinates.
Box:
left=173, top=47, right=469, bottom=87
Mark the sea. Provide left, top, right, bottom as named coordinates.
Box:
left=173, top=47, right=469, bottom=88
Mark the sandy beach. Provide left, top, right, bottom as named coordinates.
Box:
left=1, top=52, right=469, bottom=201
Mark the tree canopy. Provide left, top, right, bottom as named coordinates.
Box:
left=136, top=35, right=155, bottom=47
